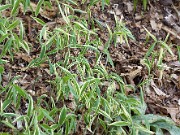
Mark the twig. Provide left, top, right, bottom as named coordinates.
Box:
left=172, top=4, right=180, bottom=23
left=161, top=25, right=180, bottom=40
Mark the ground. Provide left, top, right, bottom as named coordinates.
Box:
left=0, top=0, right=180, bottom=134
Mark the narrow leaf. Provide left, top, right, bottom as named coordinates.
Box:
left=0, top=4, right=11, bottom=12
left=109, top=121, right=130, bottom=127
left=59, top=106, right=67, bottom=126
left=11, top=0, right=21, bottom=15
left=35, top=0, right=44, bottom=16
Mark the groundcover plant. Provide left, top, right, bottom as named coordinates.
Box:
left=0, top=0, right=180, bottom=135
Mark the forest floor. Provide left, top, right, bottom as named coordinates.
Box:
left=105, top=0, right=180, bottom=124
left=0, top=0, right=180, bottom=134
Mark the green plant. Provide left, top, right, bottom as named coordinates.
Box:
left=143, top=28, right=174, bottom=76
left=113, top=15, right=135, bottom=47
left=0, top=0, right=179, bottom=134
left=133, top=0, right=148, bottom=10
left=0, top=17, right=30, bottom=59
left=177, top=45, right=180, bottom=61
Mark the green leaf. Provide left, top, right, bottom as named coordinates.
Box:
left=19, top=21, right=24, bottom=40
left=0, top=66, right=4, bottom=74
left=152, top=122, right=180, bottom=135
left=135, top=124, right=154, bottom=134
left=37, top=109, right=44, bottom=121
left=121, top=104, right=132, bottom=122
left=27, top=57, right=40, bottom=68
left=35, top=0, right=44, bottom=16
left=0, top=4, right=11, bottom=12
left=48, top=59, right=54, bottom=74
left=144, top=27, right=157, bottom=42
left=57, top=65, right=73, bottom=77
left=73, top=9, right=87, bottom=14
left=133, top=0, right=138, bottom=11
left=74, top=21, right=96, bottom=35
left=40, top=124, right=52, bottom=130
left=69, top=44, right=100, bottom=54
left=157, top=47, right=163, bottom=66
left=13, top=115, right=29, bottom=123
left=59, top=106, right=67, bottom=126
left=0, top=37, right=13, bottom=58
left=56, top=0, right=69, bottom=24
left=68, top=81, right=78, bottom=99
left=8, top=20, right=19, bottom=31
left=108, top=121, right=130, bottom=127
left=27, top=96, right=33, bottom=117
left=20, top=41, right=30, bottom=54
left=159, top=41, right=174, bottom=56
left=11, top=0, right=21, bottom=16
left=13, top=84, right=27, bottom=98
left=41, top=108, right=55, bottom=122
left=80, top=78, right=100, bottom=96
left=1, top=120, right=16, bottom=130
left=39, top=44, right=46, bottom=59
left=32, top=16, right=46, bottom=26
left=177, top=46, right=180, bottom=62
left=143, top=0, right=148, bottom=10
left=66, top=0, right=77, bottom=5
left=98, top=109, right=112, bottom=121
left=55, top=28, right=74, bottom=37
left=40, top=25, right=47, bottom=42
left=133, top=114, right=174, bottom=124
left=0, top=132, right=10, bottom=135
left=0, top=34, right=9, bottom=43
left=2, top=99, right=11, bottom=111
left=104, top=50, right=114, bottom=68
left=1, top=113, right=18, bottom=117
left=23, top=0, right=30, bottom=12
left=145, top=42, right=156, bottom=58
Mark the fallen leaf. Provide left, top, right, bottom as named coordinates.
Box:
left=167, top=108, right=179, bottom=123
left=150, top=19, right=158, bottom=31
left=113, top=4, right=122, bottom=16
left=121, top=66, right=142, bottom=79
left=178, top=99, right=180, bottom=106
left=169, top=61, right=180, bottom=67
left=150, top=80, right=169, bottom=97
left=15, top=53, right=32, bottom=62
left=126, top=2, right=133, bottom=13
left=159, top=0, right=173, bottom=6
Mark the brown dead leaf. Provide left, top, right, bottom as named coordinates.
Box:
left=159, top=0, right=173, bottom=6
left=178, top=99, right=180, bottom=106
left=167, top=107, right=179, bottom=123
left=27, top=89, right=36, bottom=96
left=36, top=86, right=48, bottom=96
left=174, top=25, right=180, bottom=34
left=169, top=61, right=180, bottom=67
left=29, top=2, right=58, bottom=21
left=150, top=79, right=169, bottom=97
left=135, top=14, right=142, bottom=21
left=171, top=74, right=180, bottom=89
left=15, top=53, right=32, bottom=62
left=150, top=19, right=158, bottom=31
left=112, top=4, right=122, bottom=16
left=44, top=68, right=51, bottom=75
left=121, top=66, right=142, bottom=79
left=40, top=64, right=49, bottom=68
left=126, top=2, right=133, bottom=13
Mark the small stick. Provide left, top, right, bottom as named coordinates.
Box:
left=172, top=4, right=180, bottom=23
left=161, top=25, right=180, bottom=40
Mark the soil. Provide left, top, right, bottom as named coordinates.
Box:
left=0, top=0, right=180, bottom=133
